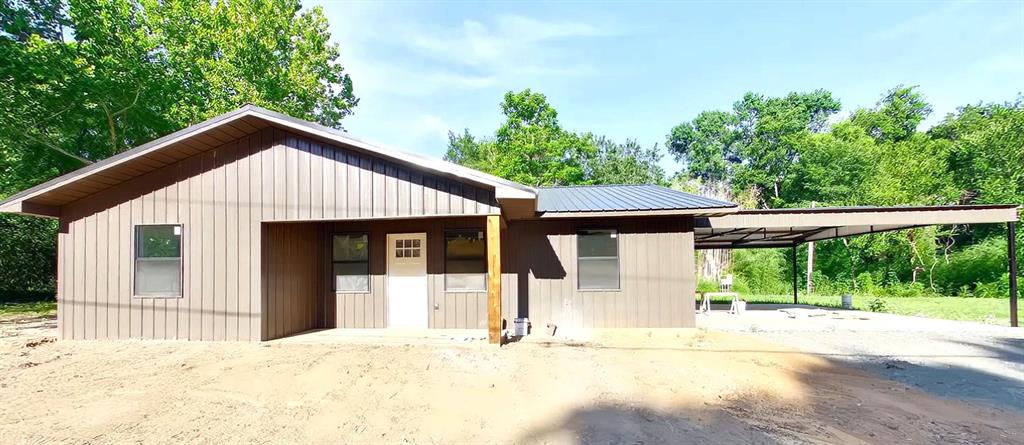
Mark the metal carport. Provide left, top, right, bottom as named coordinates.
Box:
left=693, top=204, right=1021, bottom=327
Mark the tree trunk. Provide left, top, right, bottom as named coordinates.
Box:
left=695, top=181, right=734, bottom=283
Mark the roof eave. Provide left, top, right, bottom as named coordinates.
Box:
left=0, top=105, right=537, bottom=215
left=537, top=206, right=739, bottom=218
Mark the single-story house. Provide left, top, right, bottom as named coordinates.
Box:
left=1, top=105, right=1019, bottom=343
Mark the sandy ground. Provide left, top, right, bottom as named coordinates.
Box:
left=700, top=307, right=1024, bottom=411
left=2, top=316, right=1023, bottom=444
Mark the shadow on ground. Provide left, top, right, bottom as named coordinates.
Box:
left=862, top=336, right=1024, bottom=411
left=513, top=339, right=1024, bottom=445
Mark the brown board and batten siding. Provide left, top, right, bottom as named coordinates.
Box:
left=57, top=127, right=499, bottom=341
left=263, top=223, right=321, bottom=340
left=501, top=217, right=696, bottom=330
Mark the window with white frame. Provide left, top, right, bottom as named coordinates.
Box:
left=577, top=229, right=620, bottom=290
left=134, top=225, right=182, bottom=297
left=334, top=234, right=370, bottom=292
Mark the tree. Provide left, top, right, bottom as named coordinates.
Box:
left=665, top=110, right=738, bottom=183
left=445, top=89, right=666, bottom=186
left=936, top=98, right=1024, bottom=207
left=0, top=0, right=358, bottom=184
left=851, top=85, right=932, bottom=143
left=667, top=89, right=841, bottom=207
left=0, top=0, right=358, bottom=296
left=781, top=122, right=877, bottom=206
left=585, top=137, right=666, bottom=185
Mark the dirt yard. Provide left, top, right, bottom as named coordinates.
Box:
left=2, top=316, right=1022, bottom=444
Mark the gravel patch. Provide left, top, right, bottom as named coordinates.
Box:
left=701, top=307, right=1024, bottom=411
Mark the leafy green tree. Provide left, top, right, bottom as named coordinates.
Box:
left=782, top=122, right=877, bottom=205
left=489, top=89, right=594, bottom=186
left=937, top=98, right=1024, bottom=208
left=446, top=89, right=665, bottom=186
left=0, top=0, right=357, bottom=296
left=0, top=0, right=357, bottom=183
left=851, top=85, right=932, bottom=143
left=667, top=89, right=841, bottom=207
left=665, top=110, right=738, bottom=183
left=585, top=137, right=666, bottom=185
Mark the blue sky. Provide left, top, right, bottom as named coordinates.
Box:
left=312, top=0, right=1023, bottom=173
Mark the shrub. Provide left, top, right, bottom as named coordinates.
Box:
left=934, top=237, right=1007, bottom=295
left=731, top=248, right=788, bottom=294
left=885, top=281, right=930, bottom=298
left=856, top=272, right=879, bottom=295
left=696, top=279, right=719, bottom=293
left=0, top=215, right=57, bottom=295
left=868, top=297, right=887, bottom=312
left=972, top=274, right=1009, bottom=298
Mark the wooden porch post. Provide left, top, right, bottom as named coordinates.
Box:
left=486, top=215, right=502, bottom=343
left=1009, top=222, right=1018, bottom=328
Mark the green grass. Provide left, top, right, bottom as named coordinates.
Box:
left=700, top=293, right=1021, bottom=326
left=0, top=301, right=57, bottom=319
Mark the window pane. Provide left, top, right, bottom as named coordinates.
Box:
left=334, top=262, right=369, bottom=292
left=137, top=226, right=181, bottom=258
left=445, top=231, right=486, bottom=291
left=333, top=234, right=368, bottom=261
left=135, top=259, right=181, bottom=295
left=446, top=273, right=486, bottom=291
left=579, top=258, right=619, bottom=289
left=579, top=230, right=617, bottom=258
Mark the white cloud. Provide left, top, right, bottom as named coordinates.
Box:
left=311, top=2, right=618, bottom=156
left=325, top=7, right=607, bottom=99
left=495, top=15, right=607, bottom=41
left=410, top=14, right=613, bottom=70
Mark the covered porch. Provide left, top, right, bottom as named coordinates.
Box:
left=261, top=215, right=503, bottom=341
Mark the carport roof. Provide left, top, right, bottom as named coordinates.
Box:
left=694, top=204, right=1019, bottom=249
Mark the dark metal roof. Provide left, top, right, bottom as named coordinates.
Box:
left=536, top=184, right=737, bottom=213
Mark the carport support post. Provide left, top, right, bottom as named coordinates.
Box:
left=1009, top=222, right=1018, bottom=328
left=791, top=245, right=799, bottom=304
left=487, top=215, right=503, bottom=343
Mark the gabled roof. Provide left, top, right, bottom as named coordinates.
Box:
left=536, top=184, right=737, bottom=217
left=0, top=105, right=536, bottom=217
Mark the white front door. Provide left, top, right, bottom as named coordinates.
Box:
left=386, top=233, right=428, bottom=328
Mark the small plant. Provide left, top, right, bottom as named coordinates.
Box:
left=867, top=297, right=887, bottom=313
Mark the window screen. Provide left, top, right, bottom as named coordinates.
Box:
left=445, top=230, right=486, bottom=291
left=577, top=229, right=619, bottom=290
left=134, top=225, right=182, bottom=297
left=334, top=234, right=369, bottom=292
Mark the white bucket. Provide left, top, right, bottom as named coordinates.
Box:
left=841, top=294, right=853, bottom=309
left=513, top=318, right=529, bottom=337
